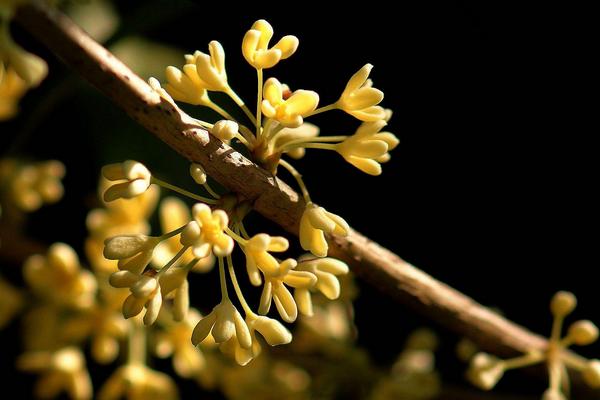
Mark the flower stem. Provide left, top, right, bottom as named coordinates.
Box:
left=225, top=226, right=248, bottom=245
left=128, top=318, right=146, bottom=366
left=256, top=68, right=264, bottom=138
left=157, top=246, right=188, bottom=278
left=151, top=177, right=217, bottom=204
left=218, top=256, right=229, bottom=301
left=225, top=87, right=257, bottom=126
left=306, top=103, right=336, bottom=117
left=227, top=255, right=253, bottom=316
left=279, top=159, right=311, bottom=203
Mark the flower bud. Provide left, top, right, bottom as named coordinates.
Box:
left=252, top=315, right=292, bottom=346
left=212, top=120, right=238, bottom=141
left=467, top=353, right=504, bottom=390
left=103, top=235, right=157, bottom=260
left=550, top=291, right=577, bottom=317
left=567, top=320, right=599, bottom=345
left=582, top=359, right=600, bottom=388
left=189, top=163, right=207, bottom=185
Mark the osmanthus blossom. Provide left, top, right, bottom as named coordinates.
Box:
left=467, top=291, right=600, bottom=397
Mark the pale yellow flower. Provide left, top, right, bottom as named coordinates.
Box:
left=154, top=197, right=215, bottom=273
left=0, top=24, right=47, bottom=87
left=104, top=234, right=160, bottom=274
left=97, top=364, right=179, bottom=400
left=336, top=120, right=399, bottom=176
left=191, top=298, right=251, bottom=348
left=242, top=19, right=298, bottom=69
left=299, top=202, right=349, bottom=257
left=211, top=119, right=238, bottom=142
left=220, top=313, right=292, bottom=366
left=17, top=347, right=92, bottom=400
left=336, top=64, right=386, bottom=121
left=24, top=243, right=97, bottom=309
left=272, top=122, right=319, bottom=159
left=467, top=291, right=600, bottom=397
left=243, top=233, right=289, bottom=285
left=261, top=77, right=319, bottom=128
left=0, top=159, right=65, bottom=212
left=184, top=41, right=228, bottom=92
left=180, top=203, right=234, bottom=257
left=259, top=258, right=317, bottom=323
left=101, top=160, right=152, bottom=202
left=85, top=181, right=159, bottom=274
left=0, top=276, right=23, bottom=328
left=60, top=302, right=128, bottom=364
left=154, top=309, right=211, bottom=378
left=293, top=256, right=349, bottom=316
left=110, top=270, right=162, bottom=325
left=0, top=64, right=27, bottom=120
left=164, top=64, right=209, bottom=105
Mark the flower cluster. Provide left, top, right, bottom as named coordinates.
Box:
left=98, top=17, right=396, bottom=367
left=466, top=291, right=600, bottom=398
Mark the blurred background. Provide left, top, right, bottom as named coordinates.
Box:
left=0, top=0, right=597, bottom=398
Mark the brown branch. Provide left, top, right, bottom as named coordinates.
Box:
left=13, top=1, right=597, bottom=395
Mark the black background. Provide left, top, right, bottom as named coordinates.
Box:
left=0, top=0, right=597, bottom=398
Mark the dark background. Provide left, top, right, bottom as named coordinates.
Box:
left=0, top=0, right=597, bottom=398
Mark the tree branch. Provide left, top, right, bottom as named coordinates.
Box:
left=13, top=1, right=596, bottom=394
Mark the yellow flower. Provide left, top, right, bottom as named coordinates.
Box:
left=261, top=77, right=319, bottom=128
left=110, top=270, right=162, bottom=325
left=299, top=202, right=349, bottom=257
left=243, top=233, right=289, bottom=285
left=242, top=19, right=298, bottom=69
left=259, top=258, right=317, bottom=323
left=180, top=203, right=234, bottom=258
left=0, top=24, right=47, bottom=87
left=153, top=197, right=215, bottom=273
left=24, top=243, right=97, bottom=309
left=147, top=77, right=178, bottom=107
left=0, top=159, right=65, bottom=212
left=0, top=64, right=27, bottom=120
left=154, top=309, right=211, bottom=378
left=60, top=303, right=128, bottom=364
left=101, top=160, right=152, bottom=202
left=336, top=120, right=399, bottom=176
left=466, top=291, right=600, bottom=397
left=0, top=276, right=23, bottom=328
left=185, top=41, right=228, bottom=92
left=104, top=234, right=160, bottom=274
left=164, top=64, right=210, bottom=105
left=17, top=347, right=92, bottom=400
left=97, top=364, right=179, bottom=400
left=272, top=122, right=319, bottom=159
left=293, top=256, right=349, bottom=316
left=220, top=313, right=292, bottom=366
left=86, top=180, right=159, bottom=274
left=336, top=64, right=386, bottom=121
left=191, top=298, right=251, bottom=348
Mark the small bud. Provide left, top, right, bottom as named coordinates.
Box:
left=467, top=353, right=504, bottom=390
left=104, top=235, right=157, bottom=260
left=109, top=271, right=139, bottom=288
left=582, top=359, right=600, bottom=388
left=189, top=163, right=207, bottom=184
left=131, top=276, right=158, bottom=298
left=212, top=120, right=238, bottom=141
left=567, top=320, right=599, bottom=345
left=550, top=291, right=577, bottom=317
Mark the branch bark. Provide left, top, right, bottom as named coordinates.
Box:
left=13, top=1, right=596, bottom=395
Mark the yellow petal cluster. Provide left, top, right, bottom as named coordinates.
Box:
left=337, top=64, right=385, bottom=121
left=24, top=243, right=97, bottom=309
left=466, top=291, right=600, bottom=397
left=0, top=159, right=65, bottom=212
left=180, top=203, right=234, bottom=257
left=261, top=77, right=319, bottom=128
left=299, top=202, right=349, bottom=257
left=336, top=120, right=399, bottom=176
left=243, top=233, right=289, bottom=285
left=191, top=298, right=250, bottom=348
left=294, top=256, right=349, bottom=316
left=164, top=64, right=209, bottom=105
left=259, top=259, right=316, bottom=323
left=153, top=197, right=215, bottom=273
left=17, top=347, right=92, bottom=400
left=97, top=364, right=179, bottom=400
left=101, top=160, right=152, bottom=202
left=184, top=41, right=228, bottom=91
left=242, top=19, right=298, bottom=69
